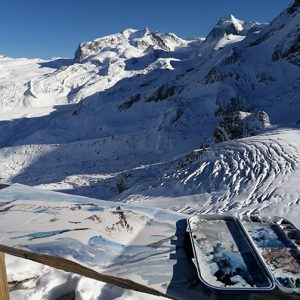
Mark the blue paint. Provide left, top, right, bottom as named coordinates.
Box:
left=246, top=224, right=293, bottom=248
left=34, top=209, right=58, bottom=215
left=89, top=235, right=173, bottom=254
left=86, top=206, right=105, bottom=212
left=11, top=228, right=89, bottom=241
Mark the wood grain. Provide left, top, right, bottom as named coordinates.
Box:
left=0, top=244, right=173, bottom=299
left=0, top=252, right=10, bottom=300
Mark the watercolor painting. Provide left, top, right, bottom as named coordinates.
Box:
left=0, top=184, right=212, bottom=300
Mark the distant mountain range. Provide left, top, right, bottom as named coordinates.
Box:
left=0, top=0, right=299, bottom=220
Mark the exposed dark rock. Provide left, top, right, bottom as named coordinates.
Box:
left=287, top=0, right=300, bottom=15
left=176, top=140, right=211, bottom=169
left=71, top=109, right=78, bottom=116
left=272, top=30, right=300, bottom=66
left=220, top=48, right=241, bottom=66
left=74, top=35, right=126, bottom=63
left=215, top=97, right=248, bottom=117
left=248, top=29, right=276, bottom=47
left=74, top=45, right=84, bottom=63
left=170, top=108, right=184, bottom=124
left=203, top=67, right=231, bottom=84
left=145, top=84, right=183, bottom=102
left=257, top=111, right=271, bottom=125
left=116, top=173, right=131, bottom=194
left=213, top=111, right=271, bottom=143
left=186, top=67, right=194, bottom=73
left=206, top=22, right=240, bottom=41
left=257, top=73, right=276, bottom=84
left=118, top=94, right=141, bottom=111
left=150, top=32, right=170, bottom=51
left=205, top=15, right=267, bottom=43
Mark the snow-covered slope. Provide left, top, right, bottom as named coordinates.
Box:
left=1, top=1, right=300, bottom=299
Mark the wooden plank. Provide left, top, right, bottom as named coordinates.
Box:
left=0, top=252, right=9, bottom=300
left=0, top=245, right=171, bottom=299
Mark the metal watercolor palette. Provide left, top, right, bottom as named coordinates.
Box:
left=238, top=215, right=300, bottom=294
left=187, top=215, right=275, bottom=292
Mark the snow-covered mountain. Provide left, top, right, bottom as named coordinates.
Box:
left=1, top=1, right=300, bottom=299
left=205, top=14, right=267, bottom=42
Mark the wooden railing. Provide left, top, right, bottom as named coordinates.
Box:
left=0, top=252, right=9, bottom=300
left=0, top=184, right=9, bottom=299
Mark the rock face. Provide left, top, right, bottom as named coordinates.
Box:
left=213, top=111, right=271, bottom=143
left=271, top=1, right=300, bottom=66
left=272, top=28, right=300, bottom=66
left=145, top=84, right=183, bottom=103
left=250, top=0, right=300, bottom=66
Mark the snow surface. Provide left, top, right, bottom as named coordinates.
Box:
left=0, top=1, right=300, bottom=299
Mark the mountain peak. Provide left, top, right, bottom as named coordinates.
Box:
left=143, top=26, right=151, bottom=35
left=121, top=28, right=139, bottom=38
left=74, top=27, right=186, bottom=63
left=220, top=14, right=240, bottom=22
left=206, top=14, right=267, bottom=42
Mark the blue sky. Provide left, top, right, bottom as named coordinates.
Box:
left=0, top=0, right=291, bottom=59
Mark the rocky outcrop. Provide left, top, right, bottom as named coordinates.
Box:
left=219, top=48, right=241, bottom=66
left=145, top=84, right=183, bottom=103
left=213, top=111, right=270, bottom=143
left=249, top=0, right=300, bottom=68
left=287, top=0, right=300, bottom=15
left=118, top=94, right=141, bottom=111
left=272, top=29, right=300, bottom=66
left=74, top=33, right=126, bottom=63
left=202, top=67, right=233, bottom=84
left=271, top=0, right=300, bottom=66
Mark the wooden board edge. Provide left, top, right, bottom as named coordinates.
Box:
left=0, top=244, right=174, bottom=299
left=0, top=252, right=10, bottom=300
